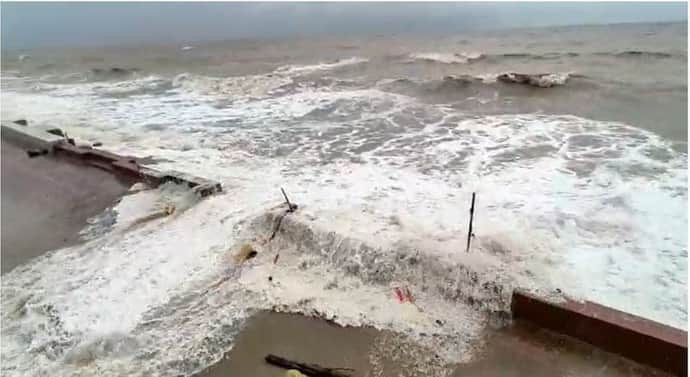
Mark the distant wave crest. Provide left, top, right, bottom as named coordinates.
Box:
left=274, top=56, right=368, bottom=75
left=408, top=52, right=483, bottom=64
left=380, top=72, right=575, bottom=93
left=492, top=72, right=571, bottom=88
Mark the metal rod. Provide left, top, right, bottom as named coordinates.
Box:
left=280, top=187, right=296, bottom=212
left=466, top=192, right=476, bottom=252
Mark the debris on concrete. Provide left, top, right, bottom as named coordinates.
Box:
left=234, top=243, right=258, bottom=264
left=92, top=142, right=103, bottom=147
left=26, top=149, right=49, bottom=158
left=285, top=370, right=306, bottom=377
left=46, top=128, right=65, bottom=137
left=128, top=182, right=150, bottom=193
left=265, top=354, right=354, bottom=377
left=393, top=286, right=414, bottom=303
left=126, top=204, right=176, bottom=230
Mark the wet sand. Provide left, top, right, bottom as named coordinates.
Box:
left=1, top=135, right=134, bottom=273
left=196, top=311, right=669, bottom=377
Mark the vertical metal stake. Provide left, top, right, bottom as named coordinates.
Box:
left=466, top=192, right=476, bottom=253
left=280, top=187, right=296, bottom=212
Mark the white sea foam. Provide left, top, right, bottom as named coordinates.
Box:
left=1, top=68, right=687, bottom=376
left=274, top=56, right=369, bottom=74
left=409, top=52, right=483, bottom=64
left=479, top=72, right=572, bottom=87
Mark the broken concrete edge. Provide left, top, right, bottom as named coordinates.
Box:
left=511, top=290, right=688, bottom=376
left=1, top=121, right=64, bottom=149
left=1, top=122, right=222, bottom=198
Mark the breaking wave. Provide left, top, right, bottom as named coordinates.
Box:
left=378, top=72, right=576, bottom=97
left=274, top=56, right=369, bottom=75
left=492, top=72, right=571, bottom=88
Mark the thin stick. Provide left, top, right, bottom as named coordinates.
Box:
left=466, top=192, right=476, bottom=253
left=281, top=187, right=296, bottom=212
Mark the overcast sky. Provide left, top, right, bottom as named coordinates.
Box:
left=1, top=2, right=687, bottom=50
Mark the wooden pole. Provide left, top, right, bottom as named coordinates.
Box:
left=466, top=192, right=476, bottom=252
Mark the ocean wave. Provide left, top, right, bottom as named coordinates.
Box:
left=489, top=52, right=580, bottom=60
left=274, top=56, right=368, bottom=75
left=493, top=72, right=571, bottom=88
left=379, top=72, right=575, bottom=94
left=171, top=72, right=293, bottom=99
left=87, top=67, right=140, bottom=81
left=594, top=50, right=678, bottom=59
left=478, top=50, right=683, bottom=61
left=408, top=52, right=483, bottom=64
left=406, top=52, right=580, bottom=64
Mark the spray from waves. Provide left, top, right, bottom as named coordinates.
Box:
left=408, top=52, right=483, bottom=64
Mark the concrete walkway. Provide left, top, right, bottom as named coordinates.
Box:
left=1, top=136, right=134, bottom=273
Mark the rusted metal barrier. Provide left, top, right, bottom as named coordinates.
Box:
left=512, top=290, right=687, bottom=376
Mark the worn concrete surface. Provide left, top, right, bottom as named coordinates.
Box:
left=196, top=311, right=670, bottom=377
left=1, top=136, right=134, bottom=273
left=451, top=319, right=671, bottom=377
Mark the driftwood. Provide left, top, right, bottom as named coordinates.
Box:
left=265, top=354, right=354, bottom=377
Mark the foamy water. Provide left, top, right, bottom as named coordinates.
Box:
left=1, top=35, right=687, bottom=377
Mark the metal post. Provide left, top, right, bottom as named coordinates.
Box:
left=466, top=192, right=476, bottom=252
left=280, top=187, right=297, bottom=212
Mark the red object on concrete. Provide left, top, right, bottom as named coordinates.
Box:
left=511, top=290, right=688, bottom=376
left=394, top=287, right=405, bottom=303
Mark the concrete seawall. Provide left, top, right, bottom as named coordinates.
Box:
left=1, top=121, right=222, bottom=197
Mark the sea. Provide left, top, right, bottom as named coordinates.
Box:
left=0, top=21, right=687, bottom=376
